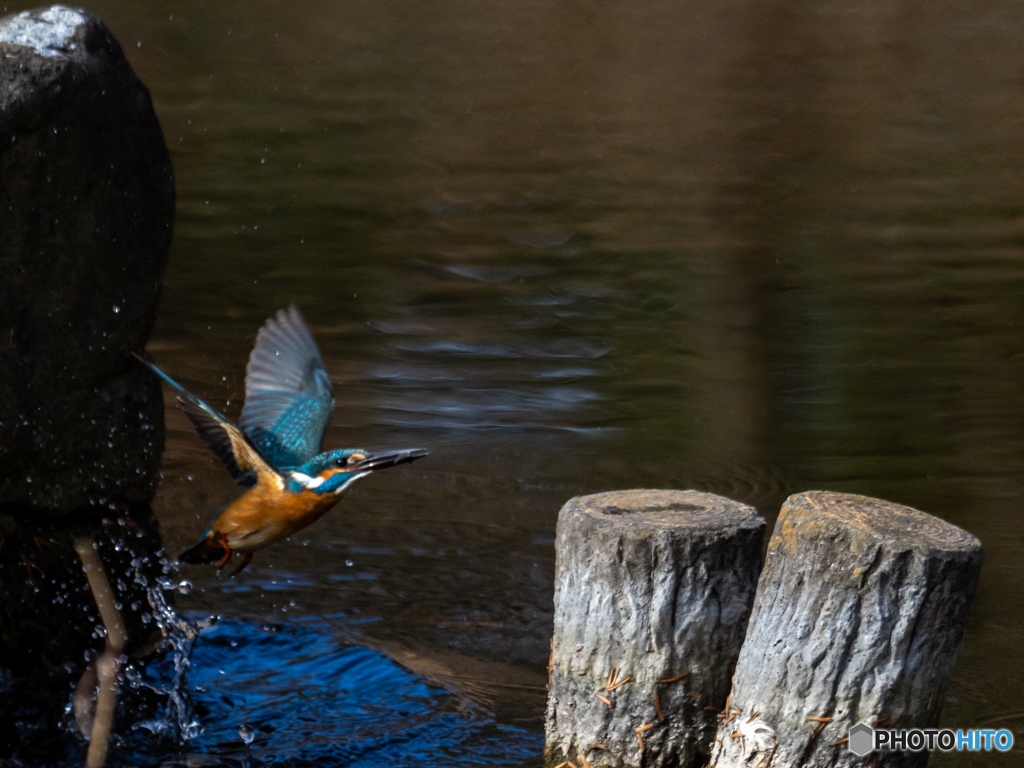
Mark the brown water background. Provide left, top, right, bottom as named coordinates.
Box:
left=10, top=0, right=1024, bottom=764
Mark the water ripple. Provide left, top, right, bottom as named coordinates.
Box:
left=390, top=339, right=612, bottom=359
left=121, top=618, right=540, bottom=767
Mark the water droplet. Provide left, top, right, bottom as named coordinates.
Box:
left=112, top=305, right=121, bottom=313
left=239, top=724, right=255, bottom=744
left=345, top=559, right=353, bottom=567
left=177, top=580, right=192, bottom=595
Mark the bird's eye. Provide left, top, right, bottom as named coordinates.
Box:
left=334, top=457, right=349, bottom=467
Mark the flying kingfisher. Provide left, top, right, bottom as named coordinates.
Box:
left=135, top=306, right=426, bottom=574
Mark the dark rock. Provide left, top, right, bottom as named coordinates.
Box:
left=0, top=8, right=178, bottom=758
left=0, top=506, right=167, bottom=678
left=0, top=5, right=173, bottom=512
left=0, top=505, right=178, bottom=761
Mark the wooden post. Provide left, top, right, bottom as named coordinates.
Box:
left=710, top=491, right=983, bottom=768
left=546, top=490, right=766, bottom=768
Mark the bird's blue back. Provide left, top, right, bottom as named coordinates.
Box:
left=238, top=307, right=334, bottom=470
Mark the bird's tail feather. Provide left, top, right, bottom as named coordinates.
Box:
left=132, top=352, right=231, bottom=428
left=179, top=537, right=226, bottom=564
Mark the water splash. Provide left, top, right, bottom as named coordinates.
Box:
left=128, top=555, right=203, bottom=741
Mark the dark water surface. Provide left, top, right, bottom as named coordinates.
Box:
left=13, top=0, right=1024, bottom=764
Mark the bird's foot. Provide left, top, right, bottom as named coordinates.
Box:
left=229, top=551, right=253, bottom=576
left=214, top=532, right=232, bottom=569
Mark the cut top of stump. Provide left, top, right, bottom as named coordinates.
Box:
left=780, top=490, right=982, bottom=558
left=563, top=489, right=764, bottom=534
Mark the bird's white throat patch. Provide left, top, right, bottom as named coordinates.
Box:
left=290, top=471, right=324, bottom=489
left=290, top=470, right=370, bottom=493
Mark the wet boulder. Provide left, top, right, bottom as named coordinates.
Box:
left=0, top=5, right=174, bottom=512
left=0, top=8, right=178, bottom=758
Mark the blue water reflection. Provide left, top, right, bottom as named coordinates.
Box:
left=133, top=618, right=539, bottom=767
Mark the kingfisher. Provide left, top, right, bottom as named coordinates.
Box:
left=135, top=306, right=426, bottom=574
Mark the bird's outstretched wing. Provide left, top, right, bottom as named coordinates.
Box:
left=133, top=353, right=282, bottom=488
left=238, top=306, right=335, bottom=469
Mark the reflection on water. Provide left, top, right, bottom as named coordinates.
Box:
left=7, top=0, right=1024, bottom=764
left=171, top=619, right=537, bottom=766
left=72, top=618, right=538, bottom=767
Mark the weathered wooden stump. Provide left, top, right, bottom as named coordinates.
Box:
left=710, top=491, right=983, bottom=768
left=546, top=490, right=766, bottom=768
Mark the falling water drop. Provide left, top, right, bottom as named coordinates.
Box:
left=239, top=724, right=255, bottom=744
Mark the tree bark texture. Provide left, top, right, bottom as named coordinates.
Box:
left=546, top=489, right=766, bottom=768
left=709, top=491, right=983, bottom=768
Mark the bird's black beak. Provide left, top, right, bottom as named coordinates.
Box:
left=349, top=448, right=428, bottom=472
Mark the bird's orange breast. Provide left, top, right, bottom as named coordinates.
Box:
left=211, top=476, right=345, bottom=551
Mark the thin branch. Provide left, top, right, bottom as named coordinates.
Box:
left=75, top=535, right=126, bottom=768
